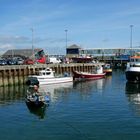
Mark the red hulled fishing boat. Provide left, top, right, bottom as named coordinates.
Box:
left=73, top=65, right=106, bottom=81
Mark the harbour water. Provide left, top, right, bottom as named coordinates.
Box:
left=0, top=69, right=140, bottom=140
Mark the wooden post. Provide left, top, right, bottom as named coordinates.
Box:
left=0, top=70, right=3, bottom=86
left=8, top=69, right=13, bottom=86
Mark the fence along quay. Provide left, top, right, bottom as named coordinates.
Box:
left=0, top=63, right=104, bottom=86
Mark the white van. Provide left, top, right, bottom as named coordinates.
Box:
left=49, top=57, right=61, bottom=64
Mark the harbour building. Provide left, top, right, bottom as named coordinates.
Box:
left=66, top=44, right=140, bottom=60
left=2, top=48, right=44, bottom=59
left=80, top=48, right=140, bottom=58
left=66, top=44, right=82, bottom=58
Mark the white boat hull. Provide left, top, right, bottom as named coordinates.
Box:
left=126, top=70, right=140, bottom=82
left=34, top=76, right=73, bottom=85
left=126, top=63, right=140, bottom=82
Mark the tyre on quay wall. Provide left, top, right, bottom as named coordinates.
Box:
left=26, top=77, right=39, bottom=86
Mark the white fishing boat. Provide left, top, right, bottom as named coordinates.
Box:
left=26, top=67, right=73, bottom=85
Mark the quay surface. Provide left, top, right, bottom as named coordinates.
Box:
left=0, top=63, right=104, bottom=86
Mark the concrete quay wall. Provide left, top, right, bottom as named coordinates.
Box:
left=0, top=63, right=103, bottom=86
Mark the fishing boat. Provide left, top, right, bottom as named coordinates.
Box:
left=26, top=67, right=73, bottom=85
left=25, top=85, right=50, bottom=107
left=26, top=94, right=49, bottom=107
left=125, top=56, right=140, bottom=82
left=73, top=65, right=106, bottom=81
left=103, top=64, right=112, bottom=75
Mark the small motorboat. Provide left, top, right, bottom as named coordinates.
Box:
left=25, top=85, right=50, bottom=108
left=25, top=94, right=50, bottom=108
left=103, top=64, right=112, bottom=75
left=26, top=67, right=73, bottom=85
left=73, top=65, right=106, bottom=81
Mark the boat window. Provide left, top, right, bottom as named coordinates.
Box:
left=39, top=72, right=42, bottom=75
left=133, top=65, right=140, bottom=67
left=131, top=59, right=134, bottom=62
left=46, top=72, right=51, bottom=75
left=131, top=59, right=140, bottom=62
left=104, top=65, right=110, bottom=69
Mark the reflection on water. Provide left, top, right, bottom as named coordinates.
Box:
left=73, top=78, right=105, bottom=94
left=0, top=85, right=27, bottom=105
left=0, top=79, right=107, bottom=106
left=125, top=82, right=140, bottom=115
left=39, top=79, right=106, bottom=103
left=26, top=103, right=47, bottom=119
left=125, top=82, right=140, bottom=94
left=39, top=82, right=74, bottom=103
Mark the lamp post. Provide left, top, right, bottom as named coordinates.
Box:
left=130, top=25, right=133, bottom=56
left=65, top=29, right=68, bottom=54
left=31, top=28, right=34, bottom=60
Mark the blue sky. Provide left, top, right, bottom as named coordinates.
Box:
left=0, top=0, right=140, bottom=54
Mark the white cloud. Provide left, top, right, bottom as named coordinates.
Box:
left=0, top=43, right=15, bottom=49
left=0, top=35, right=30, bottom=44
left=0, top=44, right=15, bottom=55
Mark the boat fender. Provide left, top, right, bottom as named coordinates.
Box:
left=26, top=80, right=31, bottom=85
left=45, top=95, right=50, bottom=102
left=96, top=65, right=101, bottom=70
left=64, top=72, right=69, bottom=77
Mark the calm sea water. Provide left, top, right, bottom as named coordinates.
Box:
left=0, top=69, right=140, bottom=140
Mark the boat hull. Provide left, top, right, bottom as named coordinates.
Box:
left=26, top=99, right=46, bottom=108
left=103, top=69, right=112, bottom=75
left=27, top=76, right=73, bottom=85
left=125, top=71, right=140, bottom=82
left=38, top=77, right=73, bottom=85
left=25, top=95, right=49, bottom=108
left=73, top=71, right=106, bottom=81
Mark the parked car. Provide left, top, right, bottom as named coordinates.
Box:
left=48, top=57, right=61, bottom=64
left=24, top=59, right=34, bottom=65
left=7, top=59, right=17, bottom=65
left=0, top=59, right=7, bottom=65
left=16, top=58, right=24, bottom=65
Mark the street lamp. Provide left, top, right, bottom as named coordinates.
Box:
left=130, top=25, right=133, bottom=56
left=65, top=29, right=68, bottom=54
left=30, top=28, right=34, bottom=60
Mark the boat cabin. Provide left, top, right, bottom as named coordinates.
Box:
left=104, top=64, right=111, bottom=69
left=38, top=68, right=55, bottom=77
left=130, top=56, right=140, bottom=62
left=127, top=56, right=140, bottom=68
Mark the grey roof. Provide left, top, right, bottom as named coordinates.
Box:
left=2, top=48, right=42, bottom=58
left=67, top=44, right=81, bottom=49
